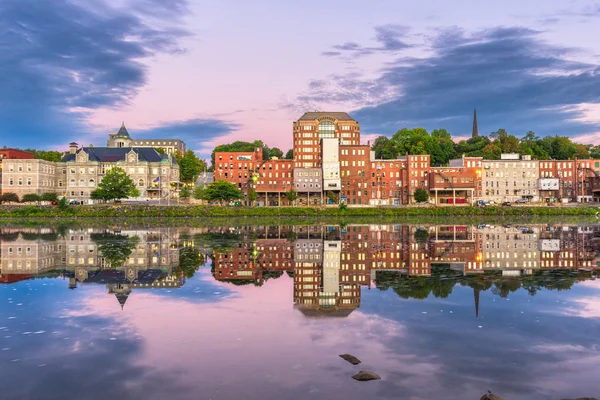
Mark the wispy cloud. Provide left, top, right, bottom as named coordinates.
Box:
left=0, top=0, right=190, bottom=148
left=310, top=26, right=600, bottom=139
left=322, top=24, right=412, bottom=57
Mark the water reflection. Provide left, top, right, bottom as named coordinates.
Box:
left=2, top=224, right=599, bottom=313
left=2, top=223, right=600, bottom=400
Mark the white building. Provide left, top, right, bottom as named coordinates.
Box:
left=481, top=154, right=539, bottom=203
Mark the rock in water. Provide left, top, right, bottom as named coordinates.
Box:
left=339, top=354, right=361, bottom=365
left=351, top=370, right=381, bottom=381
left=480, top=392, right=504, bottom=400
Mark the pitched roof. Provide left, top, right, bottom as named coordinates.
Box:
left=60, top=147, right=165, bottom=163
left=298, top=112, right=355, bottom=121
left=115, top=122, right=131, bottom=138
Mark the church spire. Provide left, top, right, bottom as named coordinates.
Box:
left=472, top=108, right=479, bottom=137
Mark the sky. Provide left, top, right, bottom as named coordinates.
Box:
left=1, top=0, right=600, bottom=160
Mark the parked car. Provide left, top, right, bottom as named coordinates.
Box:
left=501, top=201, right=511, bottom=207
left=69, top=200, right=79, bottom=205
left=51, top=201, right=58, bottom=205
left=515, top=198, right=528, bottom=204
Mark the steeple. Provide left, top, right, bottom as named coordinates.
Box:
left=115, top=122, right=131, bottom=139
left=472, top=108, right=479, bottom=137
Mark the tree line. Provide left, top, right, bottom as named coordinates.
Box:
left=211, top=140, right=293, bottom=170
left=371, top=128, right=600, bottom=166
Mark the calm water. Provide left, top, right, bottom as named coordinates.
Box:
left=1, top=222, right=600, bottom=400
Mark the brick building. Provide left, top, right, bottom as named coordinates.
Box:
left=292, top=112, right=360, bottom=169
left=340, top=145, right=370, bottom=205
left=429, top=156, right=482, bottom=205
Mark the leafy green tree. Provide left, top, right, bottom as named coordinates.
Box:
left=41, top=193, right=58, bottom=202
left=248, top=188, right=257, bottom=205
left=0, top=192, right=19, bottom=204
left=18, top=149, right=65, bottom=162
left=202, top=180, right=243, bottom=205
left=284, top=149, right=294, bottom=159
left=414, top=188, right=429, bottom=203
left=91, top=167, right=138, bottom=202
left=269, top=147, right=284, bottom=159
left=575, top=144, right=590, bottom=159
left=176, top=150, right=207, bottom=183
left=371, top=136, right=399, bottom=159
left=57, top=196, right=69, bottom=210
left=180, top=185, right=191, bottom=200
left=590, top=145, right=600, bottom=159
left=21, top=193, right=41, bottom=204
left=285, top=189, right=298, bottom=205
left=193, top=186, right=206, bottom=201
left=327, top=191, right=339, bottom=204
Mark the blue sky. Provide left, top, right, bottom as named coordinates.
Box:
left=1, top=0, right=600, bottom=158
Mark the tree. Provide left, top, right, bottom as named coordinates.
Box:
left=248, top=188, right=257, bottom=205
left=327, top=191, right=339, bottom=204
left=18, top=148, right=65, bottom=162
left=154, top=147, right=166, bottom=154
left=177, top=150, right=206, bottom=183
left=193, top=186, right=206, bottom=201
left=414, top=188, right=429, bottom=203
left=57, top=196, right=69, bottom=211
left=0, top=192, right=19, bottom=204
left=575, top=144, right=590, bottom=159
left=180, top=185, right=191, bottom=200
left=284, top=149, right=294, bottom=160
left=285, top=189, right=298, bottom=205
left=41, top=193, right=58, bottom=202
left=21, top=193, right=41, bottom=204
left=269, top=147, right=284, bottom=159
left=91, top=167, right=138, bottom=202
left=202, top=180, right=243, bottom=205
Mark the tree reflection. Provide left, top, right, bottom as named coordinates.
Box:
left=90, top=232, right=140, bottom=268
left=177, top=246, right=204, bottom=278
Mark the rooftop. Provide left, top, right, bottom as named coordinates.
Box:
left=298, top=112, right=355, bottom=121
left=115, top=122, right=131, bottom=139
left=61, top=147, right=171, bottom=163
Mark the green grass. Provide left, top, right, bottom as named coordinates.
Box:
left=1, top=203, right=600, bottom=220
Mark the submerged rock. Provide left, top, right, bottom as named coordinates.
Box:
left=480, top=392, right=504, bottom=400
left=351, top=370, right=381, bottom=381
left=339, top=354, right=361, bottom=365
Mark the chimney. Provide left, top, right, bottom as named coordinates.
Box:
left=69, top=142, right=78, bottom=154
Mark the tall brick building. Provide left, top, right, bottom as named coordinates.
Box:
left=292, top=112, right=360, bottom=169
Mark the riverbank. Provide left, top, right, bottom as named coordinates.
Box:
left=1, top=204, right=600, bottom=218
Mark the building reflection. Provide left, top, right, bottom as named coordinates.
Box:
left=207, top=223, right=600, bottom=317
left=0, top=228, right=183, bottom=308
left=2, top=224, right=600, bottom=315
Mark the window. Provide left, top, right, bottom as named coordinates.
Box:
left=89, top=179, right=95, bottom=187
left=138, top=179, right=145, bottom=187
left=27, top=177, right=32, bottom=186
left=79, top=179, right=85, bottom=187
left=318, top=121, right=335, bottom=138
